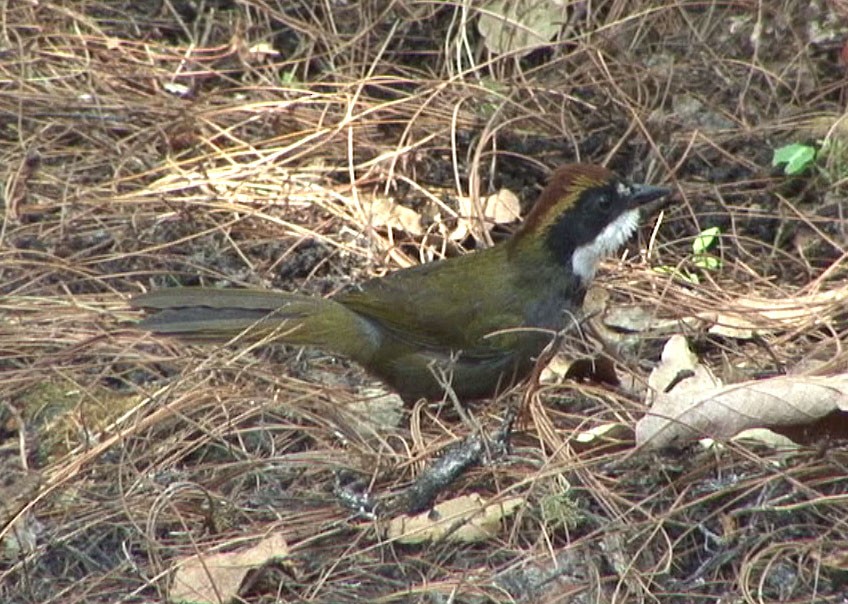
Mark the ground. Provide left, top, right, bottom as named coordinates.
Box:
left=1, top=1, right=848, bottom=603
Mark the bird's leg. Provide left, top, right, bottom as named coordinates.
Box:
left=518, top=329, right=564, bottom=428
left=428, top=353, right=479, bottom=430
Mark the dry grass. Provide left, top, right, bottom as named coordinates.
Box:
left=2, top=1, right=848, bottom=602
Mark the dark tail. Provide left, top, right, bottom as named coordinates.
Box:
left=131, top=287, right=380, bottom=362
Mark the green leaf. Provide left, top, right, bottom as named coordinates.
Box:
left=772, top=143, right=817, bottom=175
left=280, top=69, right=301, bottom=85
left=693, top=254, right=722, bottom=271
left=692, top=226, right=720, bottom=255
left=682, top=271, right=700, bottom=285
left=653, top=265, right=700, bottom=285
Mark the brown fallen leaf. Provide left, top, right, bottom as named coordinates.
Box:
left=364, top=197, right=424, bottom=236
left=636, top=336, right=848, bottom=448
left=170, top=533, right=290, bottom=604
left=386, top=494, right=523, bottom=544
left=477, top=0, right=568, bottom=57
left=703, top=287, right=847, bottom=339
left=451, top=188, right=521, bottom=242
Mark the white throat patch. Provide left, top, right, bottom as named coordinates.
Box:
left=571, top=209, right=640, bottom=282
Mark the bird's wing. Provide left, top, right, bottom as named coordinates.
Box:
left=335, top=249, right=523, bottom=354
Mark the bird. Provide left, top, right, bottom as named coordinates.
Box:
left=131, top=164, right=669, bottom=402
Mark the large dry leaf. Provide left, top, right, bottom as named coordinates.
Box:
left=170, top=533, right=289, bottom=604
left=477, top=0, right=568, bottom=56
left=637, top=337, right=848, bottom=448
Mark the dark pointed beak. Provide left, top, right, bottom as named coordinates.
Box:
left=631, top=183, right=671, bottom=205
left=629, top=183, right=672, bottom=213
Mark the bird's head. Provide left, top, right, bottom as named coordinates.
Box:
left=513, top=163, right=670, bottom=283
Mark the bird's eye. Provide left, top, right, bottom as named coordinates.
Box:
left=596, top=192, right=611, bottom=208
